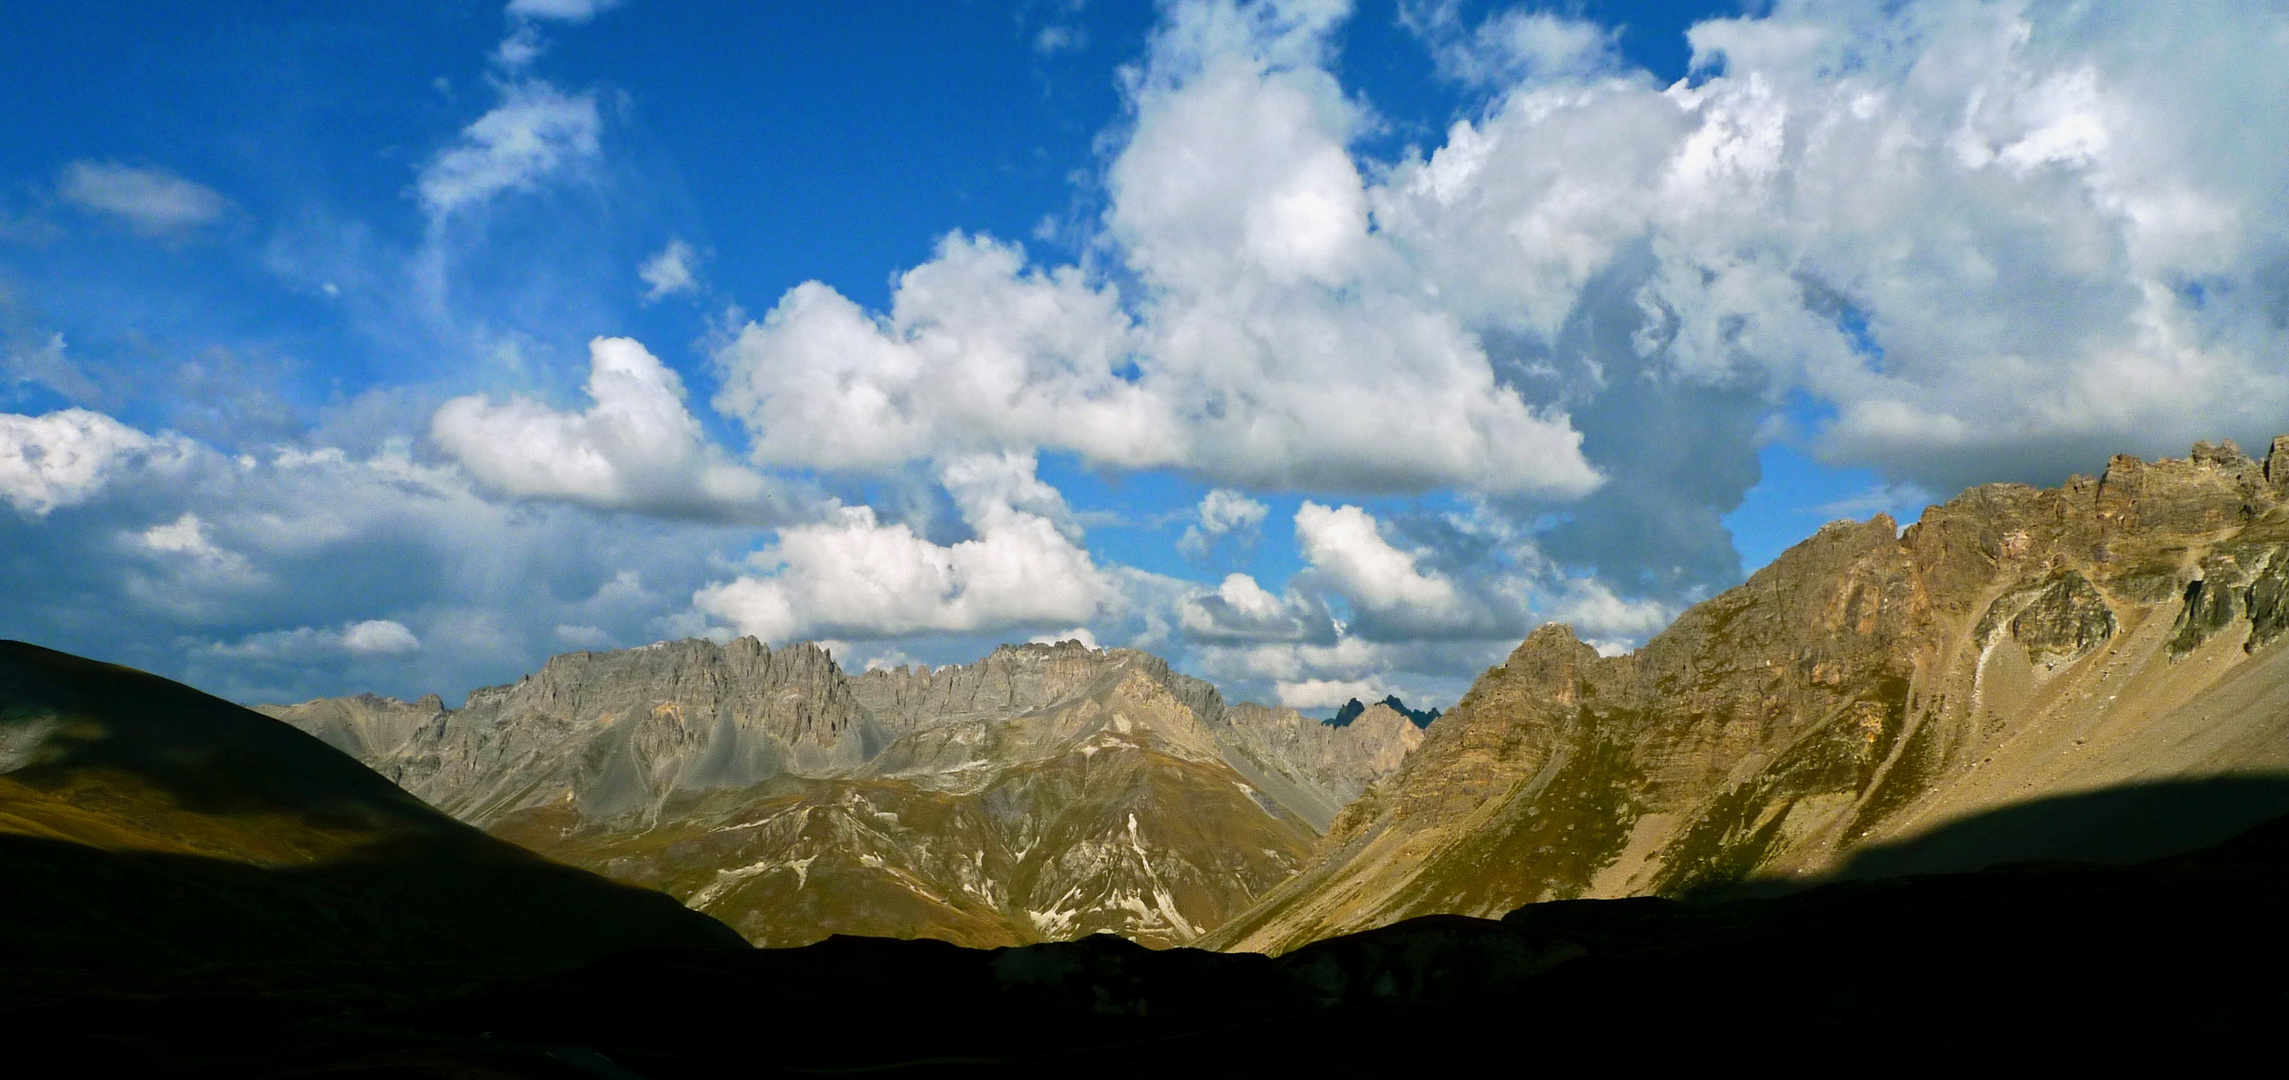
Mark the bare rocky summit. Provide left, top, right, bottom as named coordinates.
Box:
left=264, top=640, right=1421, bottom=948
left=268, top=639, right=881, bottom=827
left=1207, top=437, right=2289, bottom=953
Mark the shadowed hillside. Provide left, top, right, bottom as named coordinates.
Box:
left=0, top=640, right=743, bottom=969
left=16, top=793, right=2288, bottom=1073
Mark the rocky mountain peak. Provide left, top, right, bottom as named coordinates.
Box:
left=1347, top=702, right=1410, bottom=732
left=1211, top=700, right=1426, bottom=834
left=850, top=639, right=1222, bottom=736
left=1492, top=622, right=1604, bottom=702
left=1327, top=695, right=1440, bottom=729
left=1208, top=435, right=2289, bottom=954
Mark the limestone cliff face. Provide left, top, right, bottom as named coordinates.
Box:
left=848, top=643, right=1223, bottom=736
left=268, top=640, right=1418, bottom=949
left=268, top=638, right=881, bottom=827
left=1206, top=439, right=2289, bottom=954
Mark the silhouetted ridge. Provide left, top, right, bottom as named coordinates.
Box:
left=1325, top=695, right=1439, bottom=728
left=20, top=797, right=2288, bottom=1071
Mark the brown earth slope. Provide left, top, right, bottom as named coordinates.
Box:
left=265, top=640, right=1420, bottom=948
left=1207, top=437, right=2289, bottom=953
left=0, top=640, right=742, bottom=969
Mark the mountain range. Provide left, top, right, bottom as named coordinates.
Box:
left=260, top=640, right=1422, bottom=948
left=239, top=437, right=2289, bottom=957
left=255, top=437, right=2289, bottom=957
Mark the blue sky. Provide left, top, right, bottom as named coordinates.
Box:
left=4, top=0, right=2286, bottom=712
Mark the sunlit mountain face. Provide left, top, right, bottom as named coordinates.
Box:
left=7, top=0, right=2285, bottom=725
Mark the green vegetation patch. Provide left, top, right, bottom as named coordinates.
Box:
left=1406, top=719, right=1646, bottom=915
left=1652, top=676, right=1911, bottom=897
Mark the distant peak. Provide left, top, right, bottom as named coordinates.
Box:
left=1325, top=695, right=1440, bottom=729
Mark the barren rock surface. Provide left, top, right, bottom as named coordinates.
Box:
left=1211, top=702, right=1424, bottom=832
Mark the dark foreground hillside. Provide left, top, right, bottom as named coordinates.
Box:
left=0, top=639, right=744, bottom=971
left=6, top=640, right=2285, bottom=1073
left=12, top=787, right=2288, bottom=1074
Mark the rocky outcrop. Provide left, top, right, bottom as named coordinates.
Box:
left=271, top=639, right=1420, bottom=949
left=267, top=692, right=444, bottom=761
left=1206, top=438, right=2289, bottom=954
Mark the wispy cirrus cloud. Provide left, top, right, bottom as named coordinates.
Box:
left=57, top=161, right=228, bottom=235
left=507, top=0, right=624, bottom=23
left=416, top=80, right=602, bottom=222
left=638, top=238, right=700, bottom=300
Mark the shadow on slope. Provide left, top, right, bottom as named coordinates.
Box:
left=19, top=785, right=2288, bottom=1073
left=1839, top=774, right=2289, bottom=879
left=0, top=831, right=739, bottom=970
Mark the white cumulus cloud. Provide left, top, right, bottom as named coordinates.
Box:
left=692, top=452, right=1121, bottom=643
left=212, top=619, right=421, bottom=661
left=1293, top=501, right=1460, bottom=615
left=0, top=409, right=166, bottom=515
left=1401, top=2, right=1620, bottom=87
left=432, top=336, right=780, bottom=519
left=1177, top=488, right=1269, bottom=560
left=342, top=619, right=422, bottom=656
left=711, top=0, right=2289, bottom=623
left=710, top=7, right=1604, bottom=499
left=715, top=233, right=1164, bottom=472
left=1370, top=0, right=2289, bottom=489
left=1179, top=571, right=1334, bottom=643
